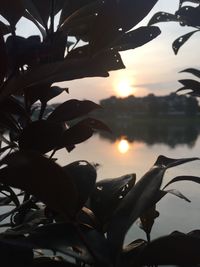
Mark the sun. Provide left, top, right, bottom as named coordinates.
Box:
left=117, top=139, right=130, bottom=154
left=116, top=79, right=134, bottom=97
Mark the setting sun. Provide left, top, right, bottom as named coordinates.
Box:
left=117, top=139, right=130, bottom=154
left=116, top=79, right=135, bottom=97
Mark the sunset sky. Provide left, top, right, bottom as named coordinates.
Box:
left=16, top=0, right=200, bottom=103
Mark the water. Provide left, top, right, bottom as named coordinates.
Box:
left=57, top=118, right=200, bottom=243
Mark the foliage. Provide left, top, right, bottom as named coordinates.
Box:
left=149, top=0, right=200, bottom=97
left=0, top=1, right=200, bottom=267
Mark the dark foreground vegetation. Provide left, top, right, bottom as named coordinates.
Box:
left=0, top=1, right=200, bottom=267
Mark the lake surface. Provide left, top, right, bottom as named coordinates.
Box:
left=58, top=118, right=200, bottom=244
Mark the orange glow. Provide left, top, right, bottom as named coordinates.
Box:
left=117, top=139, right=130, bottom=154
left=116, top=79, right=134, bottom=97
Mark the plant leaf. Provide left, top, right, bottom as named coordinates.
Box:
left=90, top=173, right=136, bottom=230
left=0, top=239, right=33, bottom=266
left=0, top=151, right=79, bottom=219
left=62, top=118, right=111, bottom=151
left=90, top=0, right=159, bottom=53
left=0, top=0, right=25, bottom=26
left=63, top=161, right=97, bottom=211
left=0, top=28, right=7, bottom=86
left=111, top=26, right=161, bottom=52
left=148, top=11, right=178, bottom=25
left=27, top=223, right=112, bottom=264
left=176, top=6, right=200, bottom=27
left=140, top=232, right=200, bottom=265
left=18, top=120, right=67, bottom=153
left=172, top=30, right=199, bottom=54
left=163, top=175, right=200, bottom=190
left=157, top=189, right=191, bottom=203
left=180, top=68, right=200, bottom=78
left=106, top=155, right=198, bottom=258
left=48, top=99, right=101, bottom=122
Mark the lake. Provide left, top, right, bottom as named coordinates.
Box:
left=58, top=117, right=200, bottom=243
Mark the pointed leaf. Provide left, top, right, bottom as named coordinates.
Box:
left=163, top=175, right=200, bottom=190
left=157, top=189, right=191, bottom=203
left=180, top=68, right=200, bottom=78
left=106, top=155, right=198, bottom=256
left=48, top=99, right=101, bottom=122
left=90, top=173, right=136, bottom=230
left=112, top=26, right=161, bottom=52
left=172, top=30, right=199, bottom=54
left=0, top=151, right=78, bottom=219
left=153, top=155, right=199, bottom=169
left=148, top=12, right=178, bottom=25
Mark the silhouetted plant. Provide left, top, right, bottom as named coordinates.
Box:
left=149, top=0, right=200, bottom=96
left=0, top=1, right=200, bottom=267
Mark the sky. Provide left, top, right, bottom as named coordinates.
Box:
left=16, top=0, right=200, bottom=103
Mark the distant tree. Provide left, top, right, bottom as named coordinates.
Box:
left=0, top=1, right=200, bottom=267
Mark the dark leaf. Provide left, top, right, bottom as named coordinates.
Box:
left=90, top=0, right=159, bottom=53
left=153, top=154, right=199, bottom=168
left=59, top=0, right=96, bottom=28
left=157, top=188, right=191, bottom=203
left=180, top=68, right=200, bottom=78
left=0, top=28, right=7, bottom=86
left=121, top=239, right=147, bottom=267
left=172, top=30, right=199, bottom=54
left=5, top=209, right=49, bottom=236
left=163, top=175, right=200, bottom=189
left=90, top=173, right=136, bottom=230
left=111, top=26, right=161, bottom=52
left=18, top=120, right=66, bottom=153
left=148, top=12, right=178, bottom=25
left=0, top=56, right=110, bottom=101
left=63, top=161, right=97, bottom=210
left=176, top=79, right=200, bottom=95
left=48, top=99, right=101, bottom=122
left=140, top=233, right=200, bottom=265
left=25, top=83, right=65, bottom=107
left=0, top=184, right=20, bottom=207
left=176, top=6, right=200, bottom=27
left=139, top=205, right=159, bottom=239
left=30, top=0, right=52, bottom=28
left=62, top=118, right=111, bottom=151
left=0, top=239, right=33, bottom=266
left=106, top=155, right=198, bottom=257
left=0, top=112, right=21, bottom=133
left=77, top=207, right=101, bottom=230
left=31, top=258, right=77, bottom=267
left=0, top=21, right=12, bottom=35
left=0, top=151, right=79, bottom=219
left=27, top=223, right=112, bottom=264
left=0, top=96, right=28, bottom=119
left=0, top=0, right=25, bottom=26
